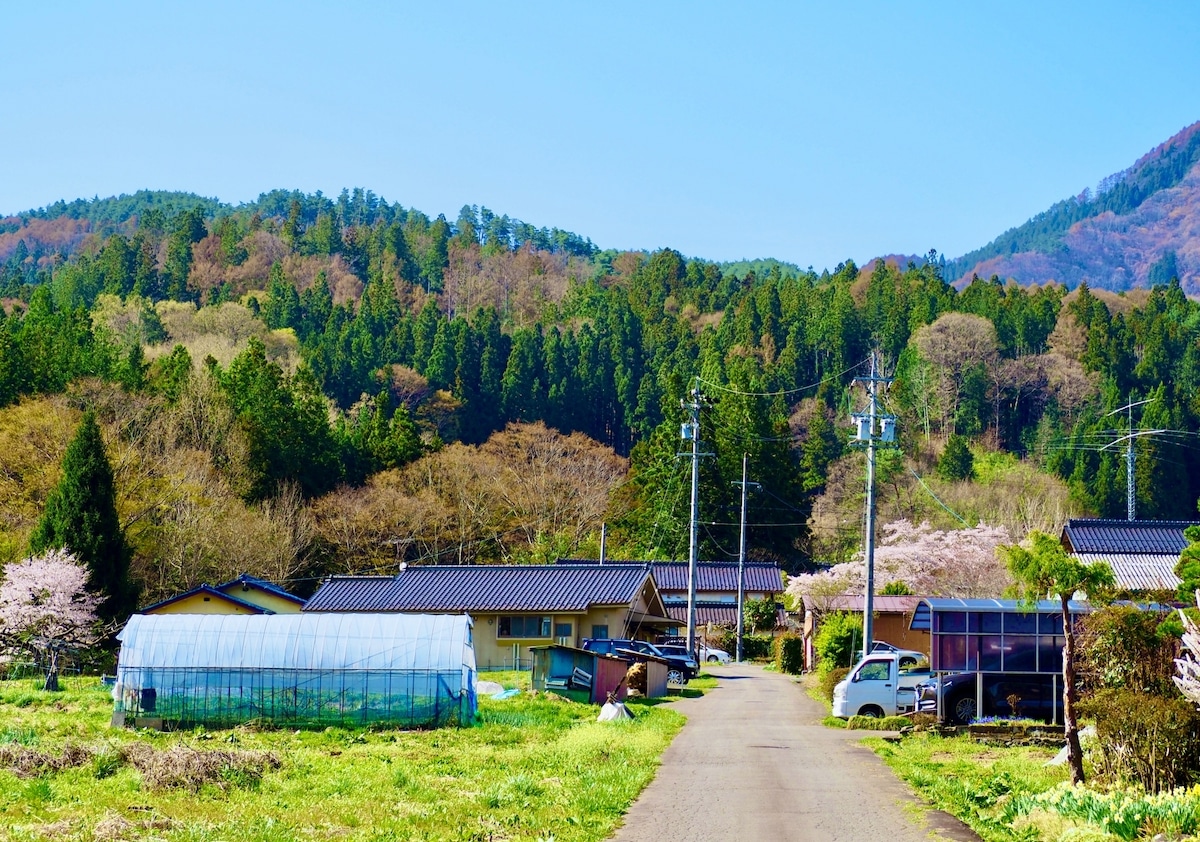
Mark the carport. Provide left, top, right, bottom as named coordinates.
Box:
left=909, top=598, right=1091, bottom=724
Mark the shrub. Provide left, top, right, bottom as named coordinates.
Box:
left=743, top=597, right=778, bottom=633
left=1080, top=688, right=1200, bottom=793
left=1076, top=604, right=1177, bottom=696
left=819, top=667, right=849, bottom=703
left=813, top=611, right=862, bottom=675
left=774, top=633, right=804, bottom=675
left=846, top=715, right=912, bottom=730
left=715, top=631, right=772, bottom=660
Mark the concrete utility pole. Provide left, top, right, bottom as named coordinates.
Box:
left=681, top=380, right=711, bottom=652
left=850, top=353, right=894, bottom=661
left=732, top=453, right=760, bottom=663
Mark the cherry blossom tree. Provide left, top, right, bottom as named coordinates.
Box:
left=0, top=549, right=102, bottom=690
left=786, top=519, right=1014, bottom=609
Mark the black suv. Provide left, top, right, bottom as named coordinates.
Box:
left=582, top=638, right=698, bottom=684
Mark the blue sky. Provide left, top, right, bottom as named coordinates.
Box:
left=4, top=2, right=1200, bottom=271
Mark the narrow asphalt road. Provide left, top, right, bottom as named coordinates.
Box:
left=610, top=663, right=980, bottom=842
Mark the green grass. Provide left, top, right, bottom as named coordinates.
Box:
left=864, top=731, right=1067, bottom=842
left=0, top=676, right=686, bottom=841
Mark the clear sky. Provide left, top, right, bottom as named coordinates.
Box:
left=4, top=2, right=1200, bottom=271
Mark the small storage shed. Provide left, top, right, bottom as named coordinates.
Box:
left=114, top=613, right=476, bottom=729
left=529, top=645, right=629, bottom=704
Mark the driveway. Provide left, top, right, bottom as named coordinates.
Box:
left=610, top=663, right=980, bottom=842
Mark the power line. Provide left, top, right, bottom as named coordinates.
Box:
left=698, top=357, right=869, bottom=399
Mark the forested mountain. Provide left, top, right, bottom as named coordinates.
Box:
left=0, top=180, right=1199, bottom=609
left=944, top=120, right=1200, bottom=293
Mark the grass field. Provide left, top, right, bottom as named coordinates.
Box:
left=0, top=674, right=687, bottom=842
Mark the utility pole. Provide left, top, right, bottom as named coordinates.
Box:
left=1104, top=397, right=1158, bottom=521
left=732, top=453, right=760, bottom=663
left=680, top=380, right=712, bottom=652
left=850, top=353, right=895, bottom=661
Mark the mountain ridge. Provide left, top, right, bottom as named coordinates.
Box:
left=944, top=120, right=1200, bottom=293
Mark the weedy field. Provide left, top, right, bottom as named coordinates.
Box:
left=0, top=675, right=685, bottom=842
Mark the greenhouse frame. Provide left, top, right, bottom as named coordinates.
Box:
left=114, top=613, right=476, bottom=729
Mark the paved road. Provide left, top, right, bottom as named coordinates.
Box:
left=610, top=663, right=980, bottom=842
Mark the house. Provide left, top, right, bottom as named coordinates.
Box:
left=138, top=574, right=307, bottom=615
left=801, top=594, right=930, bottom=673
left=1060, top=518, right=1198, bottom=594
left=557, top=558, right=787, bottom=631
left=303, top=564, right=677, bottom=670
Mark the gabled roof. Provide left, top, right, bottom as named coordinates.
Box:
left=304, top=564, right=660, bottom=614
left=1075, top=553, right=1181, bottom=592
left=138, top=584, right=274, bottom=614
left=556, top=558, right=785, bottom=593
left=1062, top=518, right=1198, bottom=555
left=215, top=574, right=307, bottom=606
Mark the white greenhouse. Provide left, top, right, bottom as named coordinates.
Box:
left=114, top=613, right=476, bottom=729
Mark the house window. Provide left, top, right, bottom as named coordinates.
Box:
left=497, top=616, right=551, bottom=638
left=591, top=625, right=609, bottom=639
left=554, top=622, right=573, bottom=638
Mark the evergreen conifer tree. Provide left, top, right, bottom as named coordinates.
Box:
left=29, top=411, right=136, bottom=622
left=937, top=434, right=975, bottom=481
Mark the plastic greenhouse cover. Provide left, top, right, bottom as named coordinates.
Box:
left=117, top=613, right=476, bottom=673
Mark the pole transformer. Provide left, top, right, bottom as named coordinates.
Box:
left=851, top=353, right=895, bottom=662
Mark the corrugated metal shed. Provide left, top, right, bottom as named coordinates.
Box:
left=1074, top=552, right=1181, bottom=592
left=304, top=564, right=656, bottom=613
left=557, top=558, right=785, bottom=593
left=1063, top=518, right=1197, bottom=554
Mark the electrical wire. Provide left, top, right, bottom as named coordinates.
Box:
left=697, top=357, right=869, bottom=399
left=907, top=468, right=969, bottom=525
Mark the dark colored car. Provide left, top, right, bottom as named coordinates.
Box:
left=581, top=638, right=697, bottom=684
left=916, top=671, right=1059, bottom=724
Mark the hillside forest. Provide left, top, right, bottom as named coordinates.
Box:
left=1, top=189, right=1199, bottom=609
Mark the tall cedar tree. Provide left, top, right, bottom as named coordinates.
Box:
left=999, top=531, right=1114, bottom=785
left=29, top=411, right=137, bottom=622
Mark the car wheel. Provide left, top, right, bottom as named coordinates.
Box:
left=667, top=668, right=685, bottom=685
left=899, top=656, right=917, bottom=669
left=950, top=694, right=977, bottom=725
left=707, top=655, right=719, bottom=663
left=857, top=705, right=884, bottom=718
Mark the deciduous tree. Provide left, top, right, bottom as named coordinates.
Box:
left=0, top=549, right=101, bottom=690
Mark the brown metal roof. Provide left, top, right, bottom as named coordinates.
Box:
left=304, top=565, right=657, bottom=613
left=800, top=594, right=923, bottom=614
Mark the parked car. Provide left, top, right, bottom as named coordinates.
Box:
left=658, top=642, right=731, bottom=664
left=832, top=653, right=933, bottom=718
left=915, top=671, right=1059, bottom=724
left=851, top=641, right=925, bottom=669
left=581, top=639, right=697, bottom=684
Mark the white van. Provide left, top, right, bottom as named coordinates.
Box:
left=832, top=653, right=932, bottom=719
